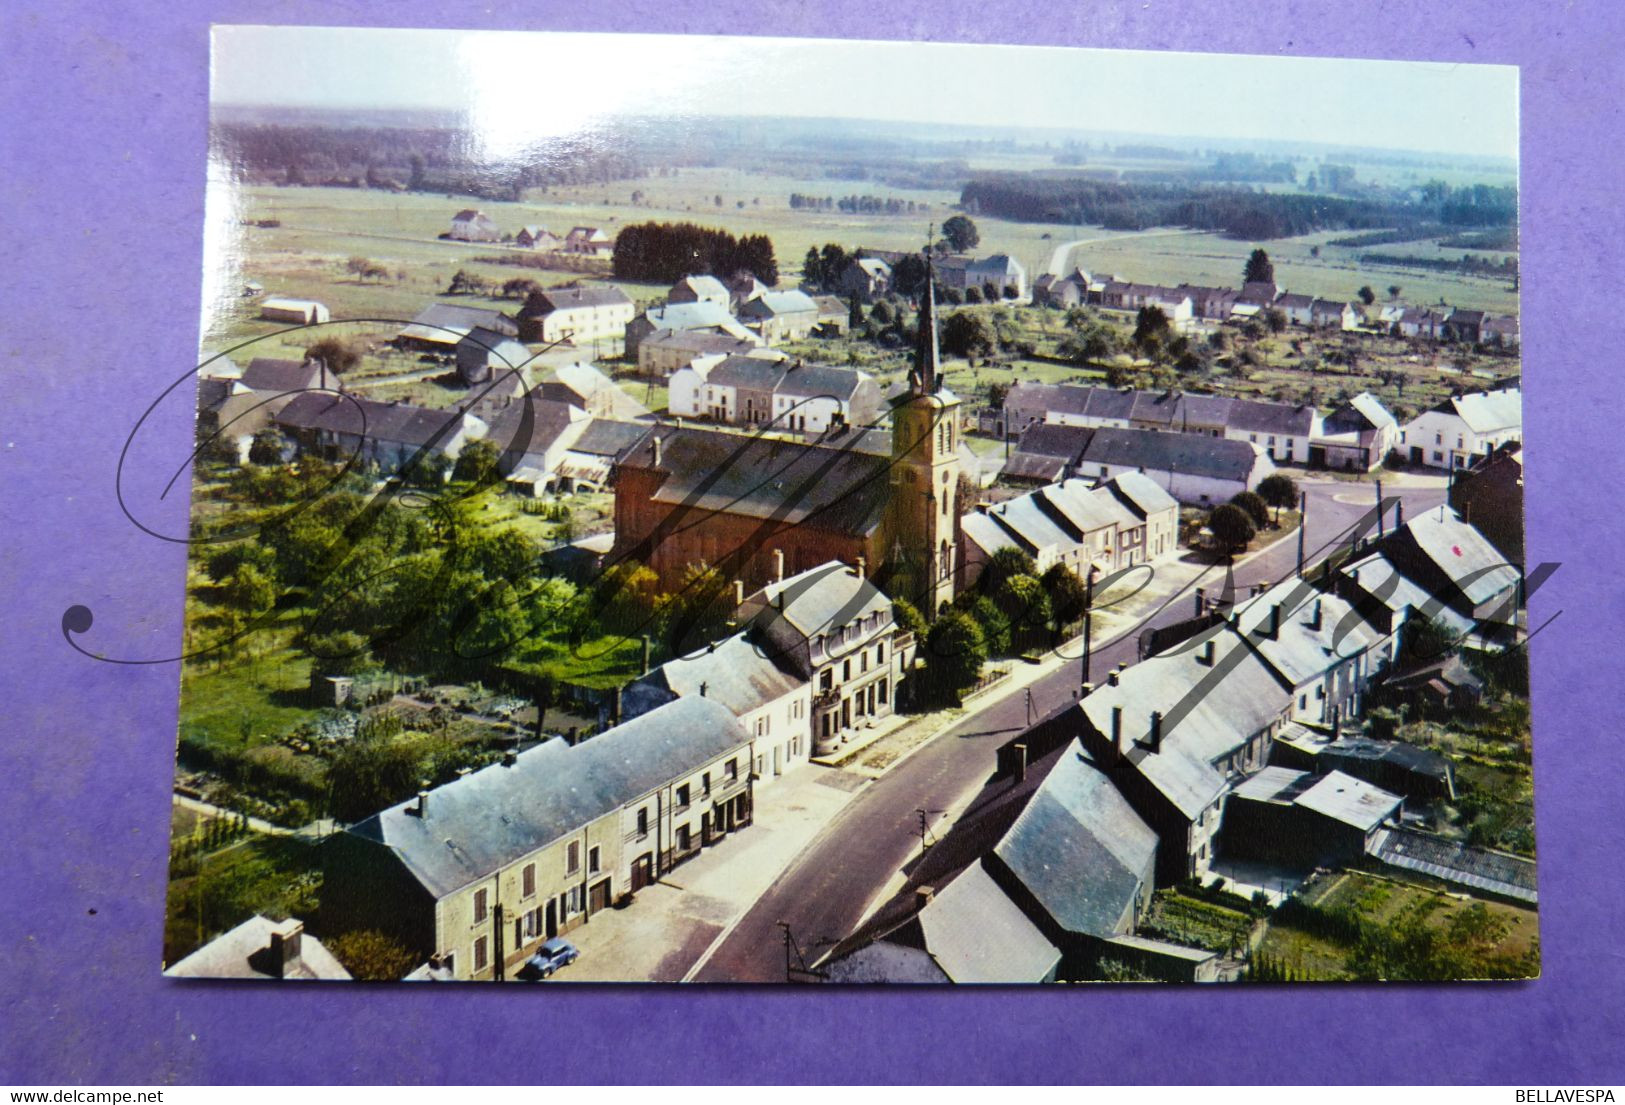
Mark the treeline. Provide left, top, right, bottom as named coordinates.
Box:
left=1360, top=252, right=1519, bottom=278
left=960, top=175, right=1517, bottom=240
left=611, top=222, right=778, bottom=285
left=788, top=193, right=927, bottom=215
left=211, top=122, right=647, bottom=200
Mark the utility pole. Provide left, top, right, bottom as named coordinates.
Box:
left=1296, top=489, right=1308, bottom=577
left=1375, top=478, right=1385, bottom=538
left=1081, top=564, right=1099, bottom=692
left=1025, top=687, right=1034, bottom=727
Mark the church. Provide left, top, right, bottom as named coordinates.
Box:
left=610, top=258, right=963, bottom=617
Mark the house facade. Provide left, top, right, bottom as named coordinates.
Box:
left=449, top=209, right=501, bottom=242
left=1399, top=386, right=1521, bottom=470
left=521, top=284, right=635, bottom=345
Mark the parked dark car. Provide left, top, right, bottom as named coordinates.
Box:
left=517, top=938, right=580, bottom=980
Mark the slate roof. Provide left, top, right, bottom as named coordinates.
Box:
left=484, top=398, right=583, bottom=459
left=774, top=362, right=870, bottom=403
left=1102, top=471, right=1179, bottom=519
left=531, top=284, right=634, bottom=312
left=1225, top=397, right=1316, bottom=437
left=1012, top=422, right=1093, bottom=460
left=640, top=301, right=746, bottom=332
left=569, top=418, right=652, bottom=460
left=1229, top=581, right=1384, bottom=689
left=1039, top=478, right=1123, bottom=535
left=400, top=302, right=516, bottom=345
left=274, top=393, right=478, bottom=449
left=164, top=916, right=350, bottom=981
left=1340, top=551, right=1476, bottom=637
left=992, top=746, right=1158, bottom=939
left=972, top=493, right=1075, bottom=558
left=1396, top=510, right=1520, bottom=606
left=629, top=631, right=805, bottom=720
left=670, top=275, right=728, bottom=300
left=752, top=560, right=891, bottom=640
left=739, top=289, right=819, bottom=319
left=347, top=696, right=751, bottom=900
left=622, top=428, right=892, bottom=534
left=1295, top=770, right=1403, bottom=831
left=916, top=862, right=1061, bottom=983
left=821, top=940, right=949, bottom=984
left=708, top=354, right=789, bottom=391
left=640, top=329, right=757, bottom=356
left=457, top=327, right=531, bottom=369
left=240, top=358, right=324, bottom=394
left=1081, top=426, right=1266, bottom=483
left=1438, top=387, right=1521, bottom=434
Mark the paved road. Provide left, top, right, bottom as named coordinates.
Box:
left=1044, top=228, right=1209, bottom=277
left=693, top=475, right=1448, bottom=981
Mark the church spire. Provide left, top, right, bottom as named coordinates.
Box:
left=911, top=252, right=941, bottom=395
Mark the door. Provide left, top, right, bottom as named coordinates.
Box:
left=1410, top=446, right=1424, bottom=465
left=589, top=879, right=611, bottom=914
left=545, top=899, right=557, bottom=939
left=630, top=853, right=653, bottom=892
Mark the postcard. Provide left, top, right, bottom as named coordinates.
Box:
left=161, top=26, right=1530, bottom=984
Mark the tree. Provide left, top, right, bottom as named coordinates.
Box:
left=1243, top=248, right=1274, bottom=285
left=1229, top=490, right=1270, bottom=529
left=1041, top=563, right=1090, bottom=628
left=1388, top=284, right=1402, bottom=301
left=1133, top=305, right=1172, bottom=353
left=980, top=546, right=1038, bottom=595
left=922, top=610, right=987, bottom=701
left=304, top=336, right=360, bottom=375
left=941, top=214, right=980, bottom=253
left=802, top=246, right=822, bottom=288
left=1207, top=503, right=1256, bottom=556
left=892, top=598, right=927, bottom=639
left=1262, top=307, right=1288, bottom=334
left=248, top=429, right=286, bottom=466
left=451, top=439, right=503, bottom=487
left=941, top=312, right=993, bottom=361
left=223, top=563, right=276, bottom=615
left=327, top=929, right=419, bottom=982
left=407, top=152, right=427, bottom=191
left=328, top=737, right=425, bottom=821
left=1256, top=473, right=1299, bottom=523
left=1358, top=285, right=1376, bottom=306
left=993, top=574, right=1051, bottom=646
left=891, top=253, right=928, bottom=298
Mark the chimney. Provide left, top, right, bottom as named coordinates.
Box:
left=502, top=748, right=517, bottom=767
left=1395, top=499, right=1403, bottom=528
left=915, top=885, right=936, bottom=910
left=269, top=920, right=304, bottom=980
left=1107, top=670, right=1120, bottom=687
left=772, top=549, right=785, bottom=583
left=412, top=789, right=429, bottom=818
left=1080, top=682, right=1095, bottom=698
left=1268, top=603, right=1281, bottom=639
left=1011, top=742, right=1028, bottom=783
left=641, top=634, right=652, bottom=675
left=455, top=767, right=471, bottom=779
left=855, top=556, right=867, bottom=578
left=1311, top=598, right=1323, bottom=631
left=651, top=435, right=663, bottom=466
left=1111, top=706, right=1124, bottom=762
left=1198, top=639, right=1215, bottom=667
left=1149, top=711, right=1163, bottom=753
left=1194, top=587, right=1205, bottom=619
left=732, top=579, right=745, bottom=608
left=1331, top=707, right=1342, bottom=741
left=699, top=681, right=708, bottom=698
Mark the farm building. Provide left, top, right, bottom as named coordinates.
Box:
left=1221, top=767, right=1403, bottom=870
left=259, top=297, right=331, bottom=325
left=449, top=209, right=501, bottom=242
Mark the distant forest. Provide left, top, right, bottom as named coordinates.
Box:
left=959, top=177, right=1517, bottom=240
left=210, top=122, right=647, bottom=200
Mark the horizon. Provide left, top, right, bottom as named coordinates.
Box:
left=211, top=27, right=1520, bottom=164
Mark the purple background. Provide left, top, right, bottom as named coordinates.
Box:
left=3, top=0, right=1622, bottom=1086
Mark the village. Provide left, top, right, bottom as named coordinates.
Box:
left=169, top=152, right=1532, bottom=985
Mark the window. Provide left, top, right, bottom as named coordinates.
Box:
left=473, top=888, right=488, bottom=923
left=1299, top=694, right=1307, bottom=710
left=473, top=936, right=488, bottom=973
left=677, top=825, right=692, bottom=850
left=636, top=808, right=649, bottom=837
left=676, top=784, right=691, bottom=809
left=567, top=841, right=581, bottom=875
left=703, top=772, right=712, bottom=797
left=522, top=863, right=535, bottom=899
left=860, top=651, right=868, bottom=674
left=1435, top=432, right=1443, bottom=445
left=819, top=670, right=833, bottom=692
left=843, top=659, right=851, bottom=681
left=589, top=846, right=601, bottom=875
left=876, top=642, right=885, bottom=665
left=727, top=759, right=739, bottom=781
left=878, top=678, right=888, bottom=705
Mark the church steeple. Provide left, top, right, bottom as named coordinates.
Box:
left=910, top=255, right=942, bottom=395
left=886, top=246, right=961, bottom=619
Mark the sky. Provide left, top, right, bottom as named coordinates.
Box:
left=211, top=26, right=1518, bottom=162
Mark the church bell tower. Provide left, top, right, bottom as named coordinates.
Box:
left=886, top=256, right=962, bottom=618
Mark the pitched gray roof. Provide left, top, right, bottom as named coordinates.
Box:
left=164, top=916, right=350, bottom=981
left=628, top=631, right=805, bottom=720
left=993, top=746, right=1158, bottom=939
left=1398, top=510, right=1520, bottom=606
left=622, top=428, right=892, bottom=534
left=709, top=354, right=788, bottom=391
left=916, top=862, right=1060, bottom=983
left=274, top=393, right=477, bottom=449
left=1081, top=426, right=1265, bottom=483
left=1229, top=582, right=1384, bottom=690
left=347, top=696, right=750, bottom=900
left=532, top=284, right=634, bottom=312
left=1225, top=397, right=1316, bottom=437
left=752, top=560, right=890, bottom=640
left=400, top=302, right=516, bottom=344
left=774, top=362, right=869, bottom=402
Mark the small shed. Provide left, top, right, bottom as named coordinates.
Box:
left=261, top=297, right=332, bottom=325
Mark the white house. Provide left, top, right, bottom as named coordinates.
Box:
left=666, top=274, right=731, bottom=309
left=564, top=226, right=612, bottom=255
left=668, top=348, right=787, bottom=420
left=521, top=284, right=635, bottom=345
left=770, top=361, right=882, bottom=435
left=1399, top=387, right=1522, bottom=470
left=449, top=209, right=501, bottom=242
